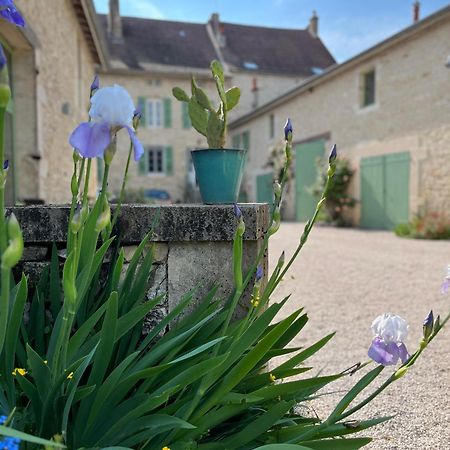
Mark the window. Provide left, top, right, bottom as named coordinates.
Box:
left=147, top=99, right=162, bottom=128
left=148, top=147, right=164, bottom=173
left=269, top=114, right=275, bottom=139
left=361, top=69, right=376, bottom=107
left=139, top=146, right=173, bottom=176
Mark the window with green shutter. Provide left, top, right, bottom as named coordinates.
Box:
left=138, top=149, right=148, bottom=175
left=164, top=146, right=173, bottom=175
left=232, top=134, right=241, bottom=149
left=182, top=102, right=190, bottom=129
left=242, top=130, right=250, bottom=150
left=137, top=97, right=147, bottom=126
left=163, top=98, right=172, bottom=128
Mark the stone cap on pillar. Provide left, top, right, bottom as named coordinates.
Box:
left=9, top=203, right=269, bottom=244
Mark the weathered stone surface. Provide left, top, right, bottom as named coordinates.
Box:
left=8, top=204, right=269, bottom=244
left=13, top=204, right=269, bottom=326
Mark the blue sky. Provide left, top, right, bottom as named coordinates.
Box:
left=94, top=0, right=450, bottom=61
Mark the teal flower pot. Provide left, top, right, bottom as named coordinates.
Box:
left=191, top=148, right=247, bottom=204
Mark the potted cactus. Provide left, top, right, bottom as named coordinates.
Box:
left=173, top=60, right=246, bottom=204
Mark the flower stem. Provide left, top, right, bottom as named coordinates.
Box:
left=82, top=158, right=92, bottom=205
left=0, top=106, right=6, bottom=253
left=111, top=141, right=132, bottom=231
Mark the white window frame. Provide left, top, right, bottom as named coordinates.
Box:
left=147, top=147, right=165, bottom=175
left=146, top=99, right=163, bottom=128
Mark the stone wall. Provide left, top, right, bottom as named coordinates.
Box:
left=10, top=204, right=269, bottom=325
left=6, top=0, right=98, bottom=204
left=230, top=13, right=450, bottom=222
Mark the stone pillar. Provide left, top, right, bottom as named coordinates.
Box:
left=10, top=204, right=269, bottom=323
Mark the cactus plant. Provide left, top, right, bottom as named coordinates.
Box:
left=172, top=60, right=241, bottom=148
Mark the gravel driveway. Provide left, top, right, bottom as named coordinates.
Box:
left=268, top=222, right=450, bottom=450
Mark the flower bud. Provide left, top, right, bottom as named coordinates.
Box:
left=0, top=44, right=6, bottom=71
left=2, top=213, right=24, bottom=269
left=70, top=204, right=82, bottom=234
left=133, top=108, right=142, bottom=129
left=273, top=181, right=282, bottom=201
left=284, top=118, right=293, bottom=141
left=268, top=206, right=281, bottom=236
left=434, top=315, right=441, bottom=333
left=70, top=173, right=78, bottom=197
left=328, top=144, right=337, bottom=164
left=90, top=74, right=99, bottom=96
left=233, top=203, right=242, bottom=220
left=256, top=265, right=263, bottom=282
left=72, top=151, right=81, bottom=164
left=0, top=79, right=11, bottom=109
left=423, top=310, right=434, bottom=340
left=95, top=203, right=111, bottom=233
left=3, top=159, right=8, bottom=170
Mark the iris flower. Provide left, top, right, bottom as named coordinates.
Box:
left=441, top=264, right=450, bottom=294
left=69, top=84, right=144, bottom=161
left=368, top=313, right=409, bottom=366
left=0, top=0, right=25, bottom=27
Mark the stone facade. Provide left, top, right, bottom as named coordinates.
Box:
left=2, top=0, right=104, bottom=205
left=230, top=8, right=450, bottom=224
left=10, top=204, right=269, bottom=325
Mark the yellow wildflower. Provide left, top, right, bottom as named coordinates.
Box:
left=162, top=447, right=171, bottom=450
left=251, top=296, right=260, bottom=307
left=44, top=360, right=48, bottom=364
left=12, top=368, right=27, bottom=376
left=67, top=372, right=74, bottom=380
left=269, top=373, right=276, bottom=382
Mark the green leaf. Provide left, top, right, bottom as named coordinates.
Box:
left=188, top=98, right=208, bottom=137
left=253, top=446, right=313, bottom=450
left=172, top=86, right=190, bottom=102
left=194, top=87, right=214, bottom=111
left=211, top=59, right=225, bottom=85
left=327, top=365, right=384, bottom=423
left=301, top=438, right=372, bottom=450
left=225, top=86, right=240, bottom=111
left=26, top=344, right=51, bottom=400
left=206, top=112, right=225, bottom=148
left=0, top=425, right=66, bottom=448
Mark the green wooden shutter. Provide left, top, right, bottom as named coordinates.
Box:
left=164, top=146, right=173, bottom=175
left=138, top=148, right=148, bottom=175
left=242, top=131, right=250, bottom=150
left=232, top=134, right=241, bottom=149
left=137, top=97, right=146, bottom=126
left=182, top=102, right=190, bottom=129
left=163, top=98, right=172, bottom=128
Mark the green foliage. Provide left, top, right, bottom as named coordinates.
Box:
left=172, top=60, right=241, bottom=148
left=310, top=157, right=356, bottom=226
left=395, top=211, right=450, bottom=239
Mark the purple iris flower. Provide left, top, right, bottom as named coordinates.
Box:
left=329, top=144, right=337, bottom=163
left=3, top=159, right=8, bottom=170
left=0, top=0, right=25, bottom=27
left=69, top=84, right=144, bottom=161
left=441, top=265, right=450, bottom=294
left=0, top=44, right=6, bottom=71
left=423, top=310, right=434, bottom=340
left=368, top=313, right=409, bottom=366
left=284, top=118, right=293, bottom=140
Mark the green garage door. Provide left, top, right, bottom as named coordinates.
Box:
left=295, top=139, right=325, bottom=221
left=360, top=152, right=410, bottom=229
left=256, top=172, right=274, bottom=206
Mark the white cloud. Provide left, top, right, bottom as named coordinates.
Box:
left=123, top=0, right=165, bottom=19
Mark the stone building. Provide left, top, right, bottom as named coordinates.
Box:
left=98, top=1, right=335, bottom=203
left=1, top=0, right=108, bottom=205
left=229, top=5, right=450, bottom=229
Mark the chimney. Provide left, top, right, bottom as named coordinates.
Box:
left=413, top=1, right=420, bottom=23
left=209, top=13, right=226, bottom=48
left=108, top=0, right=123, bottom=40
left=308, top=11, right=318, bottom=37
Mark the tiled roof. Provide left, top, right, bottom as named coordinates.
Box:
left=98, top=15, right=336, bottom=75
left=220, top=22, right=335, bottom=76
left=98, top=15, right=217, bottom=70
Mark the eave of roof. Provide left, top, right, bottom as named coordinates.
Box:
left=230, top=4, right=450, bottom=129
left=71, top=0, right=109, bottom=67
